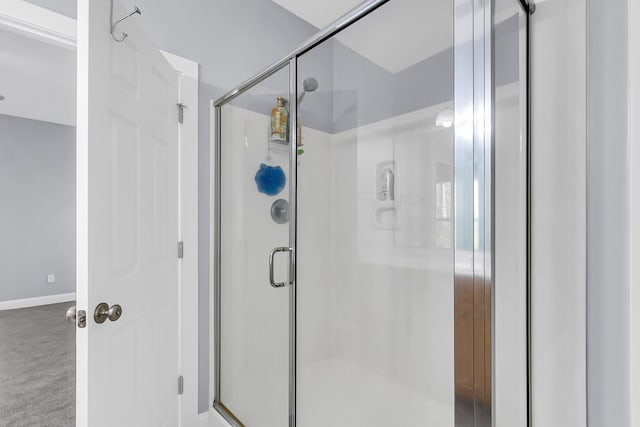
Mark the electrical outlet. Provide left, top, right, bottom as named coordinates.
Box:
left=47, top=274, right=55, bottom=284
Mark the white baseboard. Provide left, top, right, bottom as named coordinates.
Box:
left=0, top=292, right=76, bottom=311
left=199, top=411, right=211, bottom=427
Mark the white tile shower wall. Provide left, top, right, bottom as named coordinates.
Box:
left=318, top=105, right=456, bottom=425
left=297, top=125, right=334, bottom=367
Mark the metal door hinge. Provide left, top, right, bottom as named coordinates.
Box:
left=178, top=375, right=184, bottom=395
left=178, top=241, right=184, bottom=259
left=177, top=103, right=186, bottom=124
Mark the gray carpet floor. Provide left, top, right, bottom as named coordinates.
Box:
left=0, top=302, right=75, bottom=427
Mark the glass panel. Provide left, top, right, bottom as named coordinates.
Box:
left=295, top=0, right=455, bottom=425
left=493, top=1, right=528, bottom=425
left=218, top=64, right=291, bottom=426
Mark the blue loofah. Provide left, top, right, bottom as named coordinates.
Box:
left=254, top=163, right=286, bottom=196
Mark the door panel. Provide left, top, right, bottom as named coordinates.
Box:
left=77, top=1, right=179, bottom=425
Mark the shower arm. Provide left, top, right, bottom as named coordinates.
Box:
left=519, top=0, right=536, bottom=14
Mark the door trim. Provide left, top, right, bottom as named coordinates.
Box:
left=0, top=0, right=76, bottom=49
left=0, top=4, right=200, bottom=425
left=162, top=51, right=201, bottom=427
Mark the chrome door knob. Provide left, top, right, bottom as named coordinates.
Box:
left=66, top=305, right=77, bottom=323
left=94, top=303, right=123, bottom=324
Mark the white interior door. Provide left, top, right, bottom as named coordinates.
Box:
left=76, top=1, right=179, bottom=426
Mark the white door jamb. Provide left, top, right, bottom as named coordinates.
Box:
left=163, top=50, right=201, bottom=427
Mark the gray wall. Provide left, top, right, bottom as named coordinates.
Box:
left=0, top=114, right=76, bottom=302
left=587, top=0, right=631, bottom=425
left=265, top=14, right=518, bottom=135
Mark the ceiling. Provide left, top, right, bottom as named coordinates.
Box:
left=272, top=0, right=454, bottom=74
left=0, top=28, right=76, bottom=126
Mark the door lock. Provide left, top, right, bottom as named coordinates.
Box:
left=66, top=305, right=87, bottom=328
left=94, top=303, right=123, bottom=323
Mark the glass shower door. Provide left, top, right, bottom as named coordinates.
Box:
left=295, top=1, right=456, bottom=425
left=215, top=65, right=293, bottom=427
left=211, top=1, right=530, bottom=426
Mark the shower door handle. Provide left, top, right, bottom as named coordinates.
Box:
left=269, top=246, right=292, bottom=288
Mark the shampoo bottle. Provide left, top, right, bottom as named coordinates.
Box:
left=271, top=96, right=288, bottom=142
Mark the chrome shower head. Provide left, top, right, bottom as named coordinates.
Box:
left=298, top=77, right=319, bottom=105
left=303, top=77, right=319, bottom=92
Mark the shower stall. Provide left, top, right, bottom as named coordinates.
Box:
left=211, top=0, right=532, bottom=426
